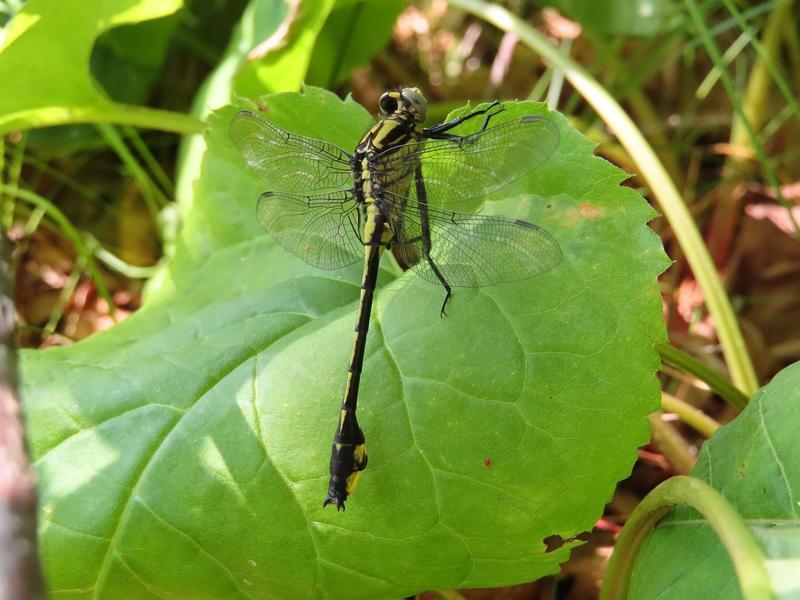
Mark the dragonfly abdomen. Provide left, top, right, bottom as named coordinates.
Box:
left=323, top=200, right=388, bottom=510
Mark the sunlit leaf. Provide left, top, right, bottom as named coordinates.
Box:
left=0, top=0, right=182, bottom=134
left=23, top=87, right=668, bottom=597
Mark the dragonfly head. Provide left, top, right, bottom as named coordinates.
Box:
left=378, top=87, right=428, bottom=123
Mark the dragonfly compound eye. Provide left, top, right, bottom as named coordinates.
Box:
left=378, top=93, right=399, bottom=115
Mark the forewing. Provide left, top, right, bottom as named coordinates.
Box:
left=230, top=110, right=353, bottom=194
left=384, top=193, right=562, bottom=288
left=378, top=115, right=559, bottom=212
left=257, top=191, right=363, bottom=270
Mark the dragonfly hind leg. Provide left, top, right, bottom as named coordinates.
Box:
left=426, top=255, right=453, bottom=318
left=388, top=232, right=453, bottom=317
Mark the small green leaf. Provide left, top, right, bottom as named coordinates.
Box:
left=23, top=88, right=668, bottom=597
left=232, top=0, right=338, bottom=98
left=629, top=361, right=800, bottom=599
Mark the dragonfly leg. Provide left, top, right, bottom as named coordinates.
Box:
left=423, top=100, right=504, bottom=140
left=412, top=163, right=454, bottom=317
left=425, top=256, right=453, bottom=318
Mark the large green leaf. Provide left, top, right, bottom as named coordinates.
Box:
left=629, top=361, right=800, bottom=599
left=0, top=0, right=184, bottom=135
left=22, top=88, right=668, bottom=597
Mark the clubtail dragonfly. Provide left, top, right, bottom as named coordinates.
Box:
left=231, top=87, right=562, bottom=510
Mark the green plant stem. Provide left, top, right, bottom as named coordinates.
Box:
left=546, top=38, right=571, bottom=110
left=448, top=0, right=759, bottom=396
left=657, top=342, right=749, bottom=409
left=0, top=184, right=112, bottom=310
left=4, top=145, right=101, bottom=203
left=661, top=392, right=720, bottom=438
left=45, top=254, right=85, bottom=334
left=0, top=104, right=205, bottom=137
left=782, top=7, right=800, bottom=61
left=96, top=124, right=164, bottom=224
left=696, top=30, right=753, bottom=100
left=122, top=125, right=175, bottom=196
left=601, top=476, right=771, bottom=600
left=1, top=132, right=25, bottom=230
left=22, top=206, right=46, bottom=236
left=648, top=413, right=695, bottom=474
left=527, top=68, right=552, bottom=102
left=93, top=244, right=159, bottom=279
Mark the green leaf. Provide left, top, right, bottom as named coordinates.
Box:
left=20, top=12, right=180, bottom=155
left=232, top=0, right=338, bottom=99
left=0, top=0, right=191, bottom=135
left=306, top=0, right=407, bottom=88
left=90, top=15, right=178, bottom=106
left=629, top=361, right=800, bottom=599
left=23, top=88, right=669, bottom=597
left=540, top=0, right=680, bottom=36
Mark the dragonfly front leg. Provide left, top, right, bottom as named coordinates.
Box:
left=414, top=164, right=453, bottom=318
left=423, top=100, right=504, bottom=141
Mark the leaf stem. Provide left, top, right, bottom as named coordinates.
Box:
left=601, top=476, right=771, bottom=600
left=93, top=244, right=159, bottom=279
left=657, top=342, right=749, bottom=409
left=447, top=0, right=759, bottom=396
left=121, top=125, right=176, bottom=197
left=648, top=413, right=695, bottom=474
left=661, top=392, right=720, bottom=438
left=0, top=104, right=204, bottom=137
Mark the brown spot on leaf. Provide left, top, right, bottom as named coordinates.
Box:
left=580, top=203, right=604, bottom=219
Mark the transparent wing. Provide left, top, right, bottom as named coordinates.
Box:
left=383, top=192, right=562, bottom=288
left=257, top=191, right=363, bottom=270
left=230, top=110, right=353, bottom=194
left=376, top=115, right=559, bottom=212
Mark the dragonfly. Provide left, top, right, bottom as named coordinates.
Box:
left=230, top=87, right=562, bottom=510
